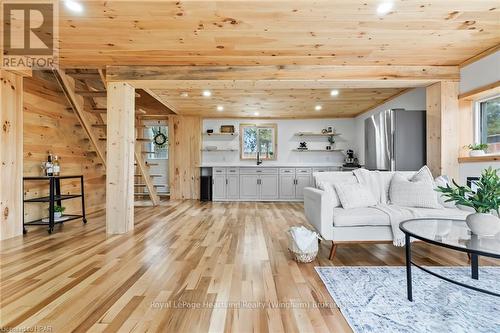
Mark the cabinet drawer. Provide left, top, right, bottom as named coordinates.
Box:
left=227, top=167, right=239, bottom=175
left=279, top=168, right=295, bottom=175
left=313, top=167, right=330, bottom=173
left=295, top=168, right=312, bottom=174
left=213, top=167, right=226, bottom=174
left=240, top=168, right=278, bottom=175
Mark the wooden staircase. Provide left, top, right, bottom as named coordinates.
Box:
left=52, top=69, right=163, bottom=206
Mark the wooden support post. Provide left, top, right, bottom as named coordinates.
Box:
left=168, top=115, right=201, bottom=200
left=0, top=70, right=24, bottom=240
left=426, top=81, right=460, bottom=180
left=106, top=82, right=135, bottom=234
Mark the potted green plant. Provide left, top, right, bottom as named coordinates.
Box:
left=436, top=167, right=500, bottom=236
left=53, top=205, right=66, bottom=219
left=467, top=143, right=489, bottom=157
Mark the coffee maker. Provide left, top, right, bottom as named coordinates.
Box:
left=343, top=149, right=360, bottom=170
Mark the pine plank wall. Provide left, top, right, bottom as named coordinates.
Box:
left=23, top=71, right=106, bottom=222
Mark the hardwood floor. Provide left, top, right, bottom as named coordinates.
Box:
left=1, top=201, right=496, bottom=332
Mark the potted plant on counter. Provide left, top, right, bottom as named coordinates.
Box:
left=53, top=205, right=66, bottom=219
left=436, top=167, right=500, bottom=236
left=467, top=143, right=489, bottom=157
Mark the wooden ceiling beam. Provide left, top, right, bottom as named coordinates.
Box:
left=143, top=88, right=177, bottom=114
left=106, top=65, right=459, bottom=85
left=123, top=79, right=432, bottom=90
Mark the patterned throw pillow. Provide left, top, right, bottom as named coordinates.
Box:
left=389, top=166, right=442, bottom=209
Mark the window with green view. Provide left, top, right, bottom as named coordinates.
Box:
left=240, top=124, right=277, bottom=160
left=479, top=96, right=500, bottom=152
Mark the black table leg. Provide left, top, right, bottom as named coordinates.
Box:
left=81, top=176, right=87, bottom=223
left=22, top=179, right=27, bottom=234
left=405, top=234, right=413, bottom=301
left=471, top=254, right=479, bottom=280
left=55, top=178, right=62, bottom=207
left=48, top=178, right=54, bottom=234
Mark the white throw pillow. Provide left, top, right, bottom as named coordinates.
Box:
left=412, top=165, right=434, bottom=183
left=389, top=167, right=442, bottom=209
left=434, top=175, right=457, bottom=208
left=334, top=183, right=378, bottom=209
left=316, top=181, right=342, bottom=207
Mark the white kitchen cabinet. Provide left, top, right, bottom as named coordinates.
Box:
left=279, top=174, right=296, bottom=200
left=212, top=174, right=227, bottom=200
left=226, top=174, right=240, bottom=199
left=260, top=174, right=279, bottom=200
left=239, top=174, right=259, bottom=200
left=210, top=166, right=332, bottom=201
left=295, top=173, right=312, bottom=199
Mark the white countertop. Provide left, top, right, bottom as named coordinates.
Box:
left=200, top=163, right=343, bottom=168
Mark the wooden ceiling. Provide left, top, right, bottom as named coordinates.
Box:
left=58, top=0, right=500, bottom=67
left=153, top=87, right=406, bottom=118
left=56, top=1, right=499, bottom=118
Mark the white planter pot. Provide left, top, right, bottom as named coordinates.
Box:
left=466, top=213, right=500, bottom=236
left=54, top=212, right=62, bottom=219
left=469, top=150, right=486, bottom=157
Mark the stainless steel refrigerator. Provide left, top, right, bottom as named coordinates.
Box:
left=364, top=109, right=426, bottom=171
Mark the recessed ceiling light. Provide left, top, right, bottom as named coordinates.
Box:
left=216, top=105, right=224, bottom=111
left=315, top=105, right=322, bottom=111
left=254, top=112, right=260, bottom=116
left=330, top=89, right=339, bottom=97
left=180, top=92, right=189, bottom=97
left=377, top=2, right=393, bottom=15
left=65, top=0, right=84, bottom=13
left=202, top=90, right=212, bottom=97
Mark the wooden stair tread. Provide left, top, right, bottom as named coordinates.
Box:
left=88, top=108, right=107, bottom=113
left=75, top=124, right=107, bottom=128
left=66, top=72, right=100, bottom=79
left=88, top=108, right=148, bottom=116
left=76, top=91, right=106, bottom=97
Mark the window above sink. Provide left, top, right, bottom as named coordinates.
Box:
left=240, top=123, right=277, bottom=160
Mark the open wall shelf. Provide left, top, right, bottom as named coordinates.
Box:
left=203, top=133, right=238, bottom=137
left=294, top=132, right=341, bottom=137
left=292, top=149, right=343, bottom=152
left=201, top=149, right=238, bottom=152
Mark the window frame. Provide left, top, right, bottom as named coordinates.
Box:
left=239, top=123, right=278, bottom=160
left=474, top=94, right=500, bottom=149
left=143, top=123, right=169, bottom=160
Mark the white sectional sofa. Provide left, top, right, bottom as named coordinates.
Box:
left=303, top=171, right=470, bottom=259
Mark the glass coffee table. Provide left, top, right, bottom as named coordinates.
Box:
left=400, top=218, right=500, bottom=301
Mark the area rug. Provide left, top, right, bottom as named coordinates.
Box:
left=315, top=266, right=500, bottom=333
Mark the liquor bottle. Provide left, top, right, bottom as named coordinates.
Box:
left=53, top=155, right=60, bottom=176
left=46, top=154, right=53, bottom=176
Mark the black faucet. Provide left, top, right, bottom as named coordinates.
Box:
left=256, top=151, right=263, bottom=165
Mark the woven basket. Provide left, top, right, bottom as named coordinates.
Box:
left=288, top=248, right=318, bottom=263
left=287, top=230, right=318, bottom=263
